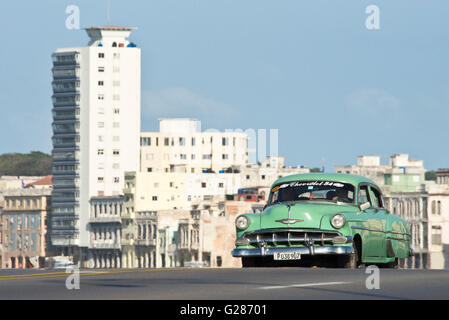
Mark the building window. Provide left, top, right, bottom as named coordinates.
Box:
left=202, top=154, right=212, bottom=160
left=261, top=175, right=266, bottom=180
left=201, top=182, right=206, bottom=188
left=113, top=163, right=120, bottom=170
left=222, top=154, right=228, bottom=160
left=219, top=183, right=224, bottom=188
left=98, top=81, right=104, bottom=86
left=113, top=80, right=120, bottom=87
left=97, top=149, right=104, bottom=155
left=140, top=137, right=151, bottom=146
left=222, top=137, right=228, bottom=146
left=431, top=201, right=436, bottom=214
left=164, top=138, right=169, bottom=146
left=179, top=137, right=185, bottom=146
left=246, top=175, right=250, bottom=180
left=114, top=177, right=120, bottom=183
left=192, top=137, right=196, bottom=146
left=113, top=122, right=120, bottom=128
left=152, top=196, right=158, bottom=201
left=98, top=94, right=104, bottom=100
left=98, top=122, right=104, bottom=128
left=191, top=154, right=195, bottom=160
left=113, top=108, right=120, bottom=114
left=98, top=66, right=104, bottom=72
left=112, top=94, right=120, bottom=101
left=432, top=226, right=442, bottom=245
left=98, top=53, right=104, bottom=58
left=113, top=149, right=120, bottom=156
left=180, top=154, right=187, bottom=160
left=147, top=167, right=152, bottom=172
left=98, top=177, right=104, bottom=182
left=113, top=136, right=120, bottom=142
left=146, top=153, right=153, bottom=160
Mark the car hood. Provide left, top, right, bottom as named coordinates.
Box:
left=260, top=202, right=359, bottom=229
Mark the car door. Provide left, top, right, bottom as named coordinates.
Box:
left=366, top=185, right=387, bottom=258
left=355, top=184, right=375, bottom=259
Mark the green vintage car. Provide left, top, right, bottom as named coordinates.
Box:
left=232, top=173, right=413, bottom=268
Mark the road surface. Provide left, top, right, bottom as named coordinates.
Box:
left=0, top=267, right=448, bottom=300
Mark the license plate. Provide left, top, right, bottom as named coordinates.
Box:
left=273, top=251, right=301, bottom=261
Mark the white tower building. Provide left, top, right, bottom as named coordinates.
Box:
left=51, top=26, right=141, bottom=264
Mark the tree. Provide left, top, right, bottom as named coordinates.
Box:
left=425, top=171, right=436, bottom=181
left=0, top=151, right=52, bottom=176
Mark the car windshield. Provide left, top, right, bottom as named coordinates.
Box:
left=268, top=180, right=355, bottom=205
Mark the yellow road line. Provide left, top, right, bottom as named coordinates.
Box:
left=0, top=268, right=184, bottom=281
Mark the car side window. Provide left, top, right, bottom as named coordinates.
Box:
left=358, top=185, right=370, bottom=205
left=370, top=186, right=383, bottom=208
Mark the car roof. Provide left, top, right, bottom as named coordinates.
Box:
left=271, top=173, right=377, bottom=189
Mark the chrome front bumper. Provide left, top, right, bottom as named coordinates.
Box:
left=232, top=245, right=354, bottom=257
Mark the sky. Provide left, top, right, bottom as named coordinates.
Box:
left=0, top=0, right=448, bottom=171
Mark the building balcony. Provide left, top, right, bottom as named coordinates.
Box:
left=90, top=241, right=121, bottom=250
left=135, top=239, right=157, bottom=246
left=89, top=216, right=122, bottom=224
left=120, top=238, right=134, bottom=246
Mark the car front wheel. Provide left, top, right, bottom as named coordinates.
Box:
left=337, top=242, right=360, bottom=268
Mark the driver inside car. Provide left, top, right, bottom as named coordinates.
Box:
left=331, top=188, right=351, bottom=203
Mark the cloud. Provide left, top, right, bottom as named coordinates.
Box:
left=141, top=87, right=237, bottom=123
left=346, top=89, right=400, bottom=113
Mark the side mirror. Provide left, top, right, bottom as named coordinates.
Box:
left=359, top=202, right=371, bottom=211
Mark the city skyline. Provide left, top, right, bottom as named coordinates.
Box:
left=0, top=1, right=448, bottom=172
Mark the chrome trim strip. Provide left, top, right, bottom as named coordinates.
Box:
left=246, top=228, right=342, bottom=235
left=386, top=230, right=411, bottom=236
left=351, top=226, right=385, bottom=233
left=387, top=236, right=409, bottom=242
left=352, top=226, right=411, bottom=237
left=275, top=218, right=304, bottom=224
left=232, top=245, right=354, bottom=257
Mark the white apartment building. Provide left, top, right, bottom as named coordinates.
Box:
left=51, top=26, right=141, bottom=264
left=335, top=154, right=426, bottom=186
left=140, top=118, right=248, bottom=174
left=123, top=171, right=242, bottom=212
left=425, top=169, right=449, bottom=269
left=239, top=156, right=310, bottom=195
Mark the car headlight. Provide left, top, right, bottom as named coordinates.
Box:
left=235, top=215, right=250, bottom=230
left=331, top=214, right=346, bottom=229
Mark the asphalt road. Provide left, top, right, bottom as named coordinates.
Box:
left=0, top=267, right=448, bottom=300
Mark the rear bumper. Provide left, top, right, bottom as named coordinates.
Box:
left=232, top=245, right=354, bottom=257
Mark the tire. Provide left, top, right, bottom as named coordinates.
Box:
left=241, top=257, right=257, bottom=268
left=337, top=242, right=360, bottom=269
left=378, top=258, right=398, bottom=269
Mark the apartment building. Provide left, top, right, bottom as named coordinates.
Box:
left=0, top=187, right=52, bottom=268
left=50, top=26, right=141, bottom=265
left=140, top=118, right=248, bottom=174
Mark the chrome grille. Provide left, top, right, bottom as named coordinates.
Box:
left=245, top=229, right=341, bottom=247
